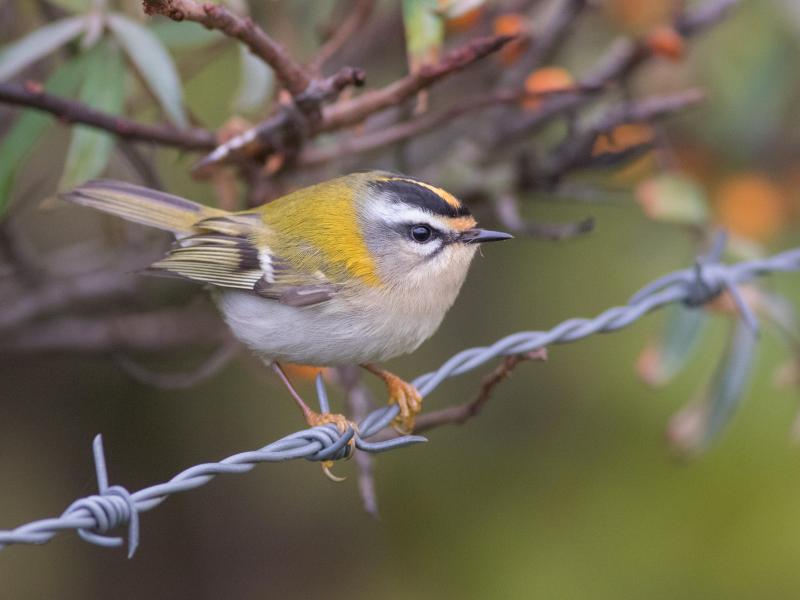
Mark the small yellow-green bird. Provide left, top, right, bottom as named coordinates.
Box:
left=62, top=172, right=511, bottom=434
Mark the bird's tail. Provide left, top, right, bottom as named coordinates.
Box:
left=61, top=179, right=226, bottom=235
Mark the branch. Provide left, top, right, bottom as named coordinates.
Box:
left=308, top=0, right=376, bottom=74
left=114, top=338, right=239, bottom=389
left=143, top=0, right=311, bottom=96
left=299, top=88, right=526, bottom=166
left=538, top=88, right=705, bottom=182
left=192, top=66, right=366, bottom=175
left=336, top=365, right=380, bottom=517
left=321, top=34, right=515, bottom=131
left=516, top=0, right=588, bottom=74
left=0, top=81, right=215, bottom=151
left=492, top=194, right=595, bottom=241
left=0, top=269, right=139, bottom=332
left=413, top=349, right=548, bottom=434
left=192, top=35, right=511, bottom=172
left=499, top=0, right=739, bottom=148
left=0, top=306, right=228, bottom=353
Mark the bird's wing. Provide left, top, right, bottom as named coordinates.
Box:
left=147, top=214, right=339, bottom=307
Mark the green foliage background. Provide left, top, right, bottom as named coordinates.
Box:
left=2, top=1, right=800, bottom=598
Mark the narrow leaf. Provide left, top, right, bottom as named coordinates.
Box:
left=45, top=0, right=92, bottom=13
left=668, top=320, right=758, bottom=456
left=233, top=45, right=274, bottom=115
left=107, top=14, right=187, bottom=127
left=59, top=43, right=125, bottom=190
left=402, top=0, right=445, bottom=71
left=0, top=57, right=86, bottom=214
left=635, top=173, right=710, bottom=225
left=149, top=19, right=223, bottom=50
left=0, top=16, right=86, bottom=81
left=637, top=304, right=708, bottom=386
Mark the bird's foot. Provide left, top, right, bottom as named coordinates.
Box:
left=363, top=365, right=422, bottom=434
left=306, top=411, right=358, bottom=482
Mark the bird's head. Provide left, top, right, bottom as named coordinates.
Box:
left=356, top=173, right=512, bottom=295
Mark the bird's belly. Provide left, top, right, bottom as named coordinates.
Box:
left=216, top=290, right=443, bottom=366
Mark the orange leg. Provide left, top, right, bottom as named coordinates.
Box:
left=271, top=362, right=356, bottom=481
left=361, top=364, right=423, bottom=434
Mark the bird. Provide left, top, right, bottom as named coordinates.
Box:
left=62, top=171, right=512, bottom=439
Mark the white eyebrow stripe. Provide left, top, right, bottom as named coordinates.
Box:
left=366, top=195, right=456, bottom=231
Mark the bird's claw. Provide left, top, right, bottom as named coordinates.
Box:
left=306, top=411, right=358, bottom=482
left=384, top=375, right=423, bottom=435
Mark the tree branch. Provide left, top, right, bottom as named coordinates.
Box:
left=309, top=0, right=376, bottom=74
left=498, top=0, right=739, bottom=149
left=143, top=0, right=311, bottom=96
left=0, top=81, right=215, bottom=151
left=321, top=34, right=515, bottom=131
left=0, top=306, right=228, bottom=353
left=193, top=34, right=515, bottom=173
left=413, top=349, right=548, bottom=434
left=538, top=88, right=705, bottom=182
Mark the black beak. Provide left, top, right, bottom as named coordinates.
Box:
left=461, top=228, right=514, bottom=244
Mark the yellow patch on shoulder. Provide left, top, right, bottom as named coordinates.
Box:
left=256, top=178, right=382, bottom=287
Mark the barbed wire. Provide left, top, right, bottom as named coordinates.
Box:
left=2, top=233, right=799, bottom=557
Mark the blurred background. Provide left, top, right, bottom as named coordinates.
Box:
left=2, top=0, right=800, bottom=597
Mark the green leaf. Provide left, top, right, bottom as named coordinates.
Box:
left=149, top=18, right=223, bottom=50
left=46, top=0, right=92, bottom=13
left=0, top=16, right=86, bottom=81
left=0, top=57, right=86, bottom=215
left=635, top=173, right=710, bottom=225
left=638, top=304, right=708, bottom=387
left=107, top=13, right=187, bottom=127
left=402, top=0, right=444, bottom=71
left=233, top=45, right=274, bottom=115
left=59, top=43, right=125, bottom=190
left=668, top=320, right=757, bottom=456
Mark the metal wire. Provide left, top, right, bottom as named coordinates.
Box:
left=2, top=234, right=799, bottom=556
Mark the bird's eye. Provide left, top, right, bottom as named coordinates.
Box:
left=410, top=224, right=433, bottom=243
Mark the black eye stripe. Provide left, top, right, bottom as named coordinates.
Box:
left=369, top=179, right=471, bottom=218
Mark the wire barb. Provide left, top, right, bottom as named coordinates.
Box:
left=1, top=237, right=799, bottom=555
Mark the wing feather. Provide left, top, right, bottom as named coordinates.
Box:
left=146, top=217, right=339, bottom=306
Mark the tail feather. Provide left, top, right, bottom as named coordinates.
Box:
left=61, top=179, right=225, bottom=235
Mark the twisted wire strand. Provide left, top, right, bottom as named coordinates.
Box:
left=2, top=237, right=799, bottom=556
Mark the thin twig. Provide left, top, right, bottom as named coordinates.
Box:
left=309, top=0, right=376, bottom=74
left=0, top=270, right=139, bottom=332
left=321, top=34, right=516, bottom=131
left=192, top=66, right=366, bottom=175
left=0, top=81, right=215, bottom=150
left=493, top=194, right=594, bottom=240
left=539, top=88, right=705, bottom=181
left=0, top=306, right=228, bottom=353
left=413, top=349, right=548, bottom=434
left=143, top=0, right=311, bottom=96
left=498, top=0, right=739, bottom=149
left=517, top=0, right=588, bottom=74
left=337, top=366, right=380, bottom=517
left=114, top=337, right=239, bottom=389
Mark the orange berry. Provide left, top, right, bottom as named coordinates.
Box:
left=592, top=123, right=654, bottom=154
left=493, top=13, right=529, bottom=65
left=522, top=67, right=574, bottom=110
left=714, top=173, right=788, bottom=241
left=646, top=26, right=685, bottom=61
left=446, top=7, right=483, bottom=33
left=593, top=124, right=656, bottom=181
left=603, top=0, right=681, bottom=34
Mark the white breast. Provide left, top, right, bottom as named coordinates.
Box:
left=216, top=286, right=449, bottom=366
